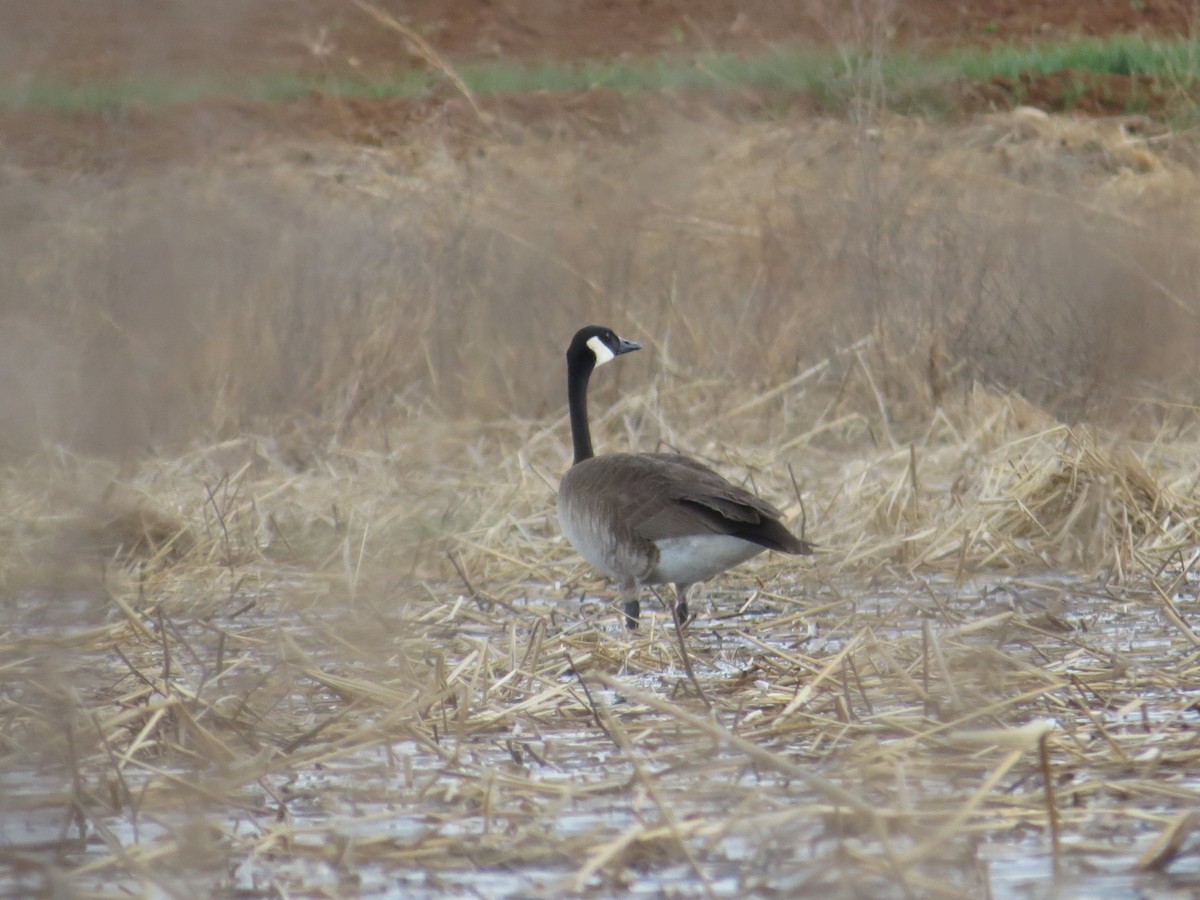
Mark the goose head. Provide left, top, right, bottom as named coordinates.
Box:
left=567, top=325, right=642, bottom=374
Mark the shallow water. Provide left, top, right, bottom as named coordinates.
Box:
left=3, top=570, right=1200, bottom=897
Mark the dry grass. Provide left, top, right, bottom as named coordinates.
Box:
left=2, top=106, right=1199, bottom=453
left=3, top=104, right=1200, bottom=894
left=2, top=360, right=1199, bottom=894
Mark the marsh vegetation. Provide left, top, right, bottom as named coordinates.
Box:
left=3, top=3, right=1200, bottom=896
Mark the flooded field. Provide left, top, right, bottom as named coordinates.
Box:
left=4, top=563, right=1199, bottom=897
left=5, top=5, right=1200, bottom=895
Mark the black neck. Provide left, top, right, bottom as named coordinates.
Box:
left=567, top=353, right=595, bottom=464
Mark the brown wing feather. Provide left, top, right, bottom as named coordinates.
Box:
left=564, top=453, right=812, bottom=555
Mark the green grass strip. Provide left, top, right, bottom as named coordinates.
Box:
left=3, top=32, right=1199, bottom=114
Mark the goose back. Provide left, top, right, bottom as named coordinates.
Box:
left=558, top=452, right=811, bottom=586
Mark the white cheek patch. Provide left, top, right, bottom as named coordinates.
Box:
left=586, top=334, right=616, bottom=367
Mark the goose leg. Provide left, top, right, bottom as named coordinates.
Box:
left=619, top=578, right=640, bottom=630
left=674, top=584, right=691, bottom=628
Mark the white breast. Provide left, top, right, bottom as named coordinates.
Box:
left=647, top=534, right=764, bottom=586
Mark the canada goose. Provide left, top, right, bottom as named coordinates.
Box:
left=558, top=325, right=813, bottom=632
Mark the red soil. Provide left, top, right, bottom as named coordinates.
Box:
left=0, top=0, right=1190, bottom=172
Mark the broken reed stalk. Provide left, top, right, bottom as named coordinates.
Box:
left=672, top=609, right=711, bottom=708
left=591, top=671, right=877, bottom=821
left=351, top=0, right=491, bottom=128
left=564, top=651, right=620, bottom=749
left=586, top=705, right=717, bottom=899
left=1039, top=731, right=1061, bottom=875
left=1136, top=810, right=1200, bottom=871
